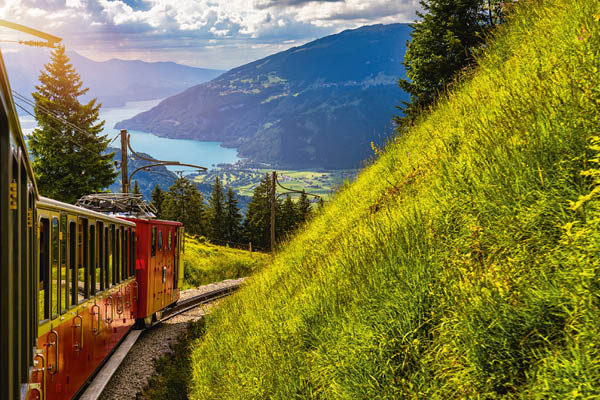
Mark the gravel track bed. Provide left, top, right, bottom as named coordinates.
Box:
left=99, top=278, right=246, bottom=400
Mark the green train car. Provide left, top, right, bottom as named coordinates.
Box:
left=0, top=48, right=39, bottom=400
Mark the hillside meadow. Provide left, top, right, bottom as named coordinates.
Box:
left=186, top=0, right=600, bottom=398
left=182, top=235, right=270, bottom=288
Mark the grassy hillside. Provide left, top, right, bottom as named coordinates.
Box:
left=188, top=1, right=600, bottom=398
left=183, top=236, right=270, bottom=288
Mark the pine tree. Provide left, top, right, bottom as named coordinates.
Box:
left=207, top=176, right=226, bottom=242
left=297, top=191, right=312, bottom=224
left=163, top=177, right=206, bottom=235
left=224, top=187, right=243, bottom=244
left=29, top=45, right=117, bottom=203
left=244, top=173, right=275, bottom=250
left=132, top=180, right=141, bottom=195
left=151, top=184, right=165, bottom=218
left=281, top=194, right=297, bottom=236
left=396, top=0, right=510, bottom=126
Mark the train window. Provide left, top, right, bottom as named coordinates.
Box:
left=98, top=223, right=104, bottom=292
left=121, top=227, right=125, bottom=280
left=123, top=228, right=129, bottom=280
left=69, top=222, right=76, bottom=307
left=110, top=225, right=115, bottom=286
left=130, top=231, right=136, bottom=277
left=105, top=226, right=110, bottom=289
left=116, top=228, right=121, bottom=282
left=60, top=214, right=68, bottom=313
left=90, top=225, right=96, bottom=296
left=39, top=218, right=50, bottom=322
left=151, top=226, right=156, bottom=257
left=158, top=231, right=163, bottom=252
left=51, top=217, right=59, bottom=319
left=78, top=219, right=89, bottom=303
left=168, top=231, right=172, bottom=250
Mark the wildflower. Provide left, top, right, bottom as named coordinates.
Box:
left=371, top=141, right=382, bottom=155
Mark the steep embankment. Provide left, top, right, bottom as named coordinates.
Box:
left=188, top=1, right=600, bottom=398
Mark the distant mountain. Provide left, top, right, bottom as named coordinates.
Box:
left=116, top=24, right=411, bottom=169
left=4, top=49, right=224, bottom=107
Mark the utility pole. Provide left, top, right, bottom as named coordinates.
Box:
left=271, top=171, right=276, bottom=253
left=120, top=129, right=129, bottom=193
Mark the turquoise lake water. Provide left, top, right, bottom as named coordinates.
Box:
left=19, top=98, right=240, bottom=172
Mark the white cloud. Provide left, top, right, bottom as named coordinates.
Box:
left=0, top=0, right=419, bottom=69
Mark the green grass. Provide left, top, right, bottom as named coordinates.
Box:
left=142, top=319, right=207, bottom=400
left=183, top=235, right=270, bottom=288
left=187, top=1, right=600, bottom=398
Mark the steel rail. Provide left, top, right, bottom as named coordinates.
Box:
left=78, top=285, right=240, bottom=400
left=158, top=284, right=240, bottom=323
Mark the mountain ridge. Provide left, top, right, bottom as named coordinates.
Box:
left=116, top=23, right=411, bottom=169
left=4, top=49, right=224, bottom=107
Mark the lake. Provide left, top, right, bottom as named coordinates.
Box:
left=19, top=98, right=240, bottom=173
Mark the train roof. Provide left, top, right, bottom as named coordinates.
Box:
left=120, top=217, right=183, bottom=227
left=38, top=196, right=136, bottom=227
left=0, top=49, right=38, bottom=197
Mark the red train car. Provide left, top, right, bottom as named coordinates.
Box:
left=121, top=218, right=184, bottom=327
left=27, top=197, right=139, bottom=400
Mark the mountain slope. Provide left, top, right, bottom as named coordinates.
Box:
left=117, top=24, right=411, bottom=169
left=4, top=49, right=223, bottom=107
left=186, top=0, right=600, bottom=398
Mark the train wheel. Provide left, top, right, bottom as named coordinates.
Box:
left=143, top=315, right=153, bottom=329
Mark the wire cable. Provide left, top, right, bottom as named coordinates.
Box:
left=13, top=90, right=102, bottom=142
left=14, top=100, right=103, bottom=157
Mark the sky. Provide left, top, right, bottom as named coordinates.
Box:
left=0, top=0, right=421, bottom=70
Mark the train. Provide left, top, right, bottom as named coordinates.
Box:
left=0, top=48, right=185, bottom=399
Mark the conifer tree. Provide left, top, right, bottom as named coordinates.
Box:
left=244, top=173, right=276, bottom=250
left=151, top=184, right=165, bottom=218
left=29, top=45, right=116, bottom=203
left=297, top=191, right=312, bottom=224
left=163, top=177, right=206, bottom=235
left=281, top=194, right=297, bottom=236
left=396, top=0, right=510, bottom=126
left=207, top=176, right=226, bottom=241
left=224, top=187, right=243, bottom=244
left=132, top=180, right=141, bottom=195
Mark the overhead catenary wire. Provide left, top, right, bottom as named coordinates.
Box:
left=13, top=90, right=103, bottom=142
left=13, top=100, right=102, bottom=158
left=108, top=132, right=120, bottom=146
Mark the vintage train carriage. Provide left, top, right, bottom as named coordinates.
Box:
left=0, top=49, right=38, bottom=400
left=27, top=197, right=138, bottom=400
left=122, top=218, right=183, bottom=327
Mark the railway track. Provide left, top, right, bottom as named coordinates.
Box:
left=79, top=283, right=241, bottom=400
left=159, top=285, right=240, bottom=323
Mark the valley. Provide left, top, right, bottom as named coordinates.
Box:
left=192, top=168, right=357, bottom=199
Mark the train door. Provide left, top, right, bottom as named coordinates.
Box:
left=154, top=226, right=166, bottom=310
left=172, top=228, right=178, bottom=303
left=165, top=228, right=173, bottom=305
left=65, top=217, right=91, bottom=391
left=30, top=214, right=50, bottom=400
left=178, top=227, right=185, bottom=290
left=61, top=215, right=78, bottom=398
